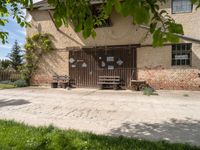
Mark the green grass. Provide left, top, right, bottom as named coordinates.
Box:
left=143, top=87, right=158, bottom=96
left=183, top=94, right=189, bottom=97
left=0, top=84, right=16, bottom=89
left=0, top=120, right=199, bottom=150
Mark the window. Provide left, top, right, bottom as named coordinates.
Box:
left=172, top=43, right=192, bottom=66
left=91, top=5, right=112, bottom=28
left=172, top=0, right=192, bottom=14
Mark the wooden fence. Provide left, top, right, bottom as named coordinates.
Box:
left=0, top=71, right=21, bottom=81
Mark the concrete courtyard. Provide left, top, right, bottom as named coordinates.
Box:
left=0, top=87, right=200, bottom=146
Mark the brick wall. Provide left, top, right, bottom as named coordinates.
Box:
left=30, top=50, right=69, bottom=86
left=137, top=45, right=200, bottom=90
left=138, top=68, right=200, bottom=90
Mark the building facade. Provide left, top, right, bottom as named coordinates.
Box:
left=27, top=0, right=200, bottom=90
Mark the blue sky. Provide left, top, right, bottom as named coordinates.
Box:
left=0, top=0, right=40, bottom=60
left=0, top=10, right=26, bottom=60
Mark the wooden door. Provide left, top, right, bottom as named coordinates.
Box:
left=69, top=46, right=137, bottom=88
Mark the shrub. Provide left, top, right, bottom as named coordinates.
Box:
left=143, top=87, right=158, bottom=96
left=0, top=80, right=13, bottom=85
left=13, top=79, right=28, bottom=87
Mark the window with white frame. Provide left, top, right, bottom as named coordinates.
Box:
left=172, top=43, right=192, bottom=66
left=172, top=0, right=192, bottom=14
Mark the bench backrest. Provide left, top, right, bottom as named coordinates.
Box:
left=53, top=75, right=59, bottom=81
left=53, top=75, right=70, bottom=82
left=98, top=76, right=120, bottom=82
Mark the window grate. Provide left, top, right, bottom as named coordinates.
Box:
left=172, top=0, right=192, bottom=14
left=172, top=43, right=192, bottom=66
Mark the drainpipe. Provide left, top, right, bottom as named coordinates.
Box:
left=139, top=25, right=200, bottom=43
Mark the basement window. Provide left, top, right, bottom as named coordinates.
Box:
left=172, top=0, right=193, bottom=14
left=172, top=43, right=192, bottom=66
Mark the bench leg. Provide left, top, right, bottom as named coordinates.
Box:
left=139, top=84, right=146, bottom=91
left=99, top=84, right=104, bottom=90
left=51, top=82, right=58, bottom=88
left=114, top=85, right=120, bottom=90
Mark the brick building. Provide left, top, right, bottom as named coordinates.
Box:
left=27, top=0, right=200, bottom=90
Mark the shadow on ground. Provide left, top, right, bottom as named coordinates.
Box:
left=109, top=118, right=200, bottom=146
left=0, top=99, right=31, bottom=108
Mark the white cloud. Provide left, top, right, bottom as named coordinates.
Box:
left=18, top=29, right=26, bottom=36
left=4, top=28, right=26, bottom=41
left=0, top=56, right=8, bottom=60
left=0, top=44, right=12, bottom=50
left=4, top=29, right=20, bottom=39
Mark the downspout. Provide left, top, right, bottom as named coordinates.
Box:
left=139, top=25, right=200, bottom=43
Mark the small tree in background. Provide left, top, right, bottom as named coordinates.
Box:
left=0, top=59, right=11, bottom=70
left=8, top=40, right=23, bottom=71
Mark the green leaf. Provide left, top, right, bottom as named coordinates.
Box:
left=91, top=31, right=96, bottom=38
left=20, top=22, right=25, bottom=27
left=150, top=22, right=157, bottom=33
left=104, top=0, right=114, bottom=16
left=114, top=0, right=121, bottom=13
left=134, top=7, right=150, bottom=24
left=153, top=28, right=163, bottom=47
left=166, top=32, right=179, bottom=43
left=168, top=22, right=184, bottom=34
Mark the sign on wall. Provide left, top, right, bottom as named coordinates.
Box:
left=175, top=55, right=189, bottom=60
left=116, top=59, right=123, bottom=66
left=107, top=56, right=114, bottom=62
left=108, top=65, right=114, bottom=70
left=69, top=58, right=75, bottom=63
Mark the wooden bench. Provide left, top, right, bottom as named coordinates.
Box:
left=131, top=80, right=147, bottom=91
left=51, top=75, right=59, bottom=88
left=59, top=75, right=70, bottom=88
left=97, top=76, right=121, bottom=90
left=51, top=75, right=70, bottom=88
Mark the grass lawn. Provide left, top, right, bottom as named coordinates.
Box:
left=0, top=84, right=16, bottom=89
left=0, top=120, right=199, bottom=150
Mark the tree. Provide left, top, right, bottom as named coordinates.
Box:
left=0, top=59, right=10, bottom=70
left=8, top=40, right=23, bottom=71
left=1, top=0, right=200, bottom=46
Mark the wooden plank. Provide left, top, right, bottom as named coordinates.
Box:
left=99, top=79, right=120, bottom=82
left=99, top=76, right=120, bottom=78
left=97, top=82, right=120, bottom=85
left=69, top=46, right=137, bottom=88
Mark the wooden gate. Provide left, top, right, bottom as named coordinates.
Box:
left=69, top=46, right=137, bottom=88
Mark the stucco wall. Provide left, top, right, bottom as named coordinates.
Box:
left=79, top=12, right=147, bottom=46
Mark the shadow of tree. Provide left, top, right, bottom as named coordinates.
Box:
left=0, top=99, right=31, bottom=108
left=109, top=118, right=200, bottom=146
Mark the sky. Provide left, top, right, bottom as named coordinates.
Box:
left=0, top=0, right=41, bottom=60
left=0, top=15, right=26, bottom=60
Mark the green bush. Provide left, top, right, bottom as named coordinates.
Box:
left=0, top=80, right=13, bottom=85
left=143, top=87, right=158, bottom=96
left=13, top=79, right=28, bottom=87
